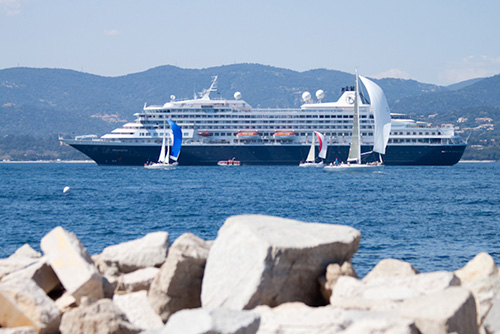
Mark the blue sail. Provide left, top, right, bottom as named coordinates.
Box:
left=166, top=119, right=182, bottom=161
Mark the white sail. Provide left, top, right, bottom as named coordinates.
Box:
left=158, top=121, right=167, bottom=163
left=359, top=76, right=391, bottom=155
left=315, top=131, right=327, bottom=159
left=347, top=72, right=361, bottom=163
left=305, top=133, right=316, bottom=162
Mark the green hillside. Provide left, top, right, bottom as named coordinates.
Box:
left=0, top=64, right=498, bottom=161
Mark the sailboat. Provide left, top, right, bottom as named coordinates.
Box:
left=324, top=70, right=391, bottom=172
left=145, top=119, right=183, bottom=169
left=299, top=131, right=327, bottom=167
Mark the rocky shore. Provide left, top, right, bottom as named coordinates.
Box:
left=0, top=214, right=499, bottom=334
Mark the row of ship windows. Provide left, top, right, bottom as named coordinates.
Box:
left=141, top=114, right=373, bottom=119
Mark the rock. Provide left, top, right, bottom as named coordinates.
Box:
left=454, top=252, right=500, bottom=325
left=54, top=291, right=77, bottom=313
left=318, top=261, right=357, bottom=302
left=113, top=291, right=163, bottom=331
left=0, top=278, right=60, bottom=334
left=0, top=245, right=41, bottom=281
left=331, top=271, right=460, bottom=310
left=483, top=292, right=500, bottom=334
left=117, top=267, right=159, bottom=293
left=0, top=327, right=37, bottom=334
left=397, top=287, right=478, bottom=334
left=201, top=215, right=361, bottom=310
left=254, top=302, right=356, bottom=333
left=40, top=226, right=103, bottom=304
left=362, top=258, right=419, bottom=283
left=160, top=308, right=260, bottom=334
left=99, top=232, right=169, bottom=274
left=1, top=258, right=60, bottom=294
left=148, top=233, right=211, bottom=321
left=341, top=314, right=419, bottom=334
left=59, top=298, right=141, bottom=334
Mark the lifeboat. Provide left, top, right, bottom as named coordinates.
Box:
left=273, top=131, right=295, bottom=141
left=198, top=131, right=212, bottom=137
left=217, top=158, right=241, bottom=166
left=236, top=131, right=259, bottom=140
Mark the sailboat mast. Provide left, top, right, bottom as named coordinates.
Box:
left=347, top=70, right=361, bottom=164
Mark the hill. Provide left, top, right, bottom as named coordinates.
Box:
left=0, top=64, right=499, bottom=161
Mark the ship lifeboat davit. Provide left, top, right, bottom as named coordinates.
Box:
left=237, top=131, right=259, bottom=140
left=198, top=131, right=212, bottom=137
left=273, top=131, right=295, bottom=141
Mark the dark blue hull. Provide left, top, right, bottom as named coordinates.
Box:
left=68, top=142, right=466, bottom=166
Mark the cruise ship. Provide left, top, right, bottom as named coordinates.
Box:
left=61, top=76, right=466, bottom=166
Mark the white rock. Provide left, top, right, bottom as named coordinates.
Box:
left=0, top=278, right=60, bottom=334
left=100, top=232, right=169, bottom=274
left=254, top=302, right=355, bottom=333
left=0, top=327, right=37, bottom=334
left=59, top=298, right=141, bottom=334
left=117, top=267, right=159, bottom=293
left=148, top=233, right=211, bottom=321
left=342, top=315, right=419, bottom=334
left=161, top=308, right=260, bottom=334
left=113, top=291, right=163, bottom=331
left=40, top=226, right=103, bottom=304
left=0, top=245, right=41, bottom=280
left=202, top=215, right=361, bottom=310
left=1, top=257, right=60, bottom=294
left=318, top=261, right=357, bottom=302
left=397, top=287, right=478, bottom=334
left=331, top=271, right=460, bottom=310
left=362, top=258, right=419, bottom=283
left=454, top=252, right=500, bottom=324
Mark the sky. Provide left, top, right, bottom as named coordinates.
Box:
left=1, top=0, right=500, bottom=86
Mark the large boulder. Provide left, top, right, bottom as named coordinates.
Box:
left=201, top=215, right=361, bottom=310
left=148, top=233, right=211, bottom=321
left=59, top=298, right=141, bottom=334
left=0, top=245, right=41, bottom=280
left=99, top=232, right=169, bottom=274
left=40, top=226, right=103, bottom=304
left=0, top=278, right=60, bottom=334
left=117, top=267, right=159, bottom=293
left=160, top=308, right=260, bottom=334
left=1, top=258, right=60, bottom=294
left=318, top=261, right=357, bottom=302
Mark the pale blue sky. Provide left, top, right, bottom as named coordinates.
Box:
left=1, top=0, right=499, bottom=85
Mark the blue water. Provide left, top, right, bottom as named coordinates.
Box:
left=1, top=162, right=499, bottom=278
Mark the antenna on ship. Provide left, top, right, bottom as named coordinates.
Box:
left=302, top=91, right=312, bottom=103
left=201, top=76, right=218, bottom=100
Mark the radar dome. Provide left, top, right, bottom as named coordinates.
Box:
left=302, top=91, right=312, bottom=102
left=234, top=91, right=242, bottom=100
left=170, top=95, right=176, bottom=101
left=316, top=90, right=325, bottom=101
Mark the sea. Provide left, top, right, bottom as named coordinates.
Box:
left=1, top=162, right=499, bottom=278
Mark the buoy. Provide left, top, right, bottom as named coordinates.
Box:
left=63, top=186, right=70, bottom=193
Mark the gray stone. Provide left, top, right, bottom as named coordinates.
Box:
left=59, top=298, right=141, bottom=334
left=0, top=278, right=60, bottom=334
left=161, top=308, right=260, bottom=334
left=202, top=215, right=361, bottom=310
left=113, top=291, right=163, bottom=331
left=100, top=232, right=169, bottom=274
left=40, top=226, right=103, bottom=304
left=148, top=233, right=211, bottom=321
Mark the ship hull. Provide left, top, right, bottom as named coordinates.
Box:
left=66, top=141, right=466, bottom=166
